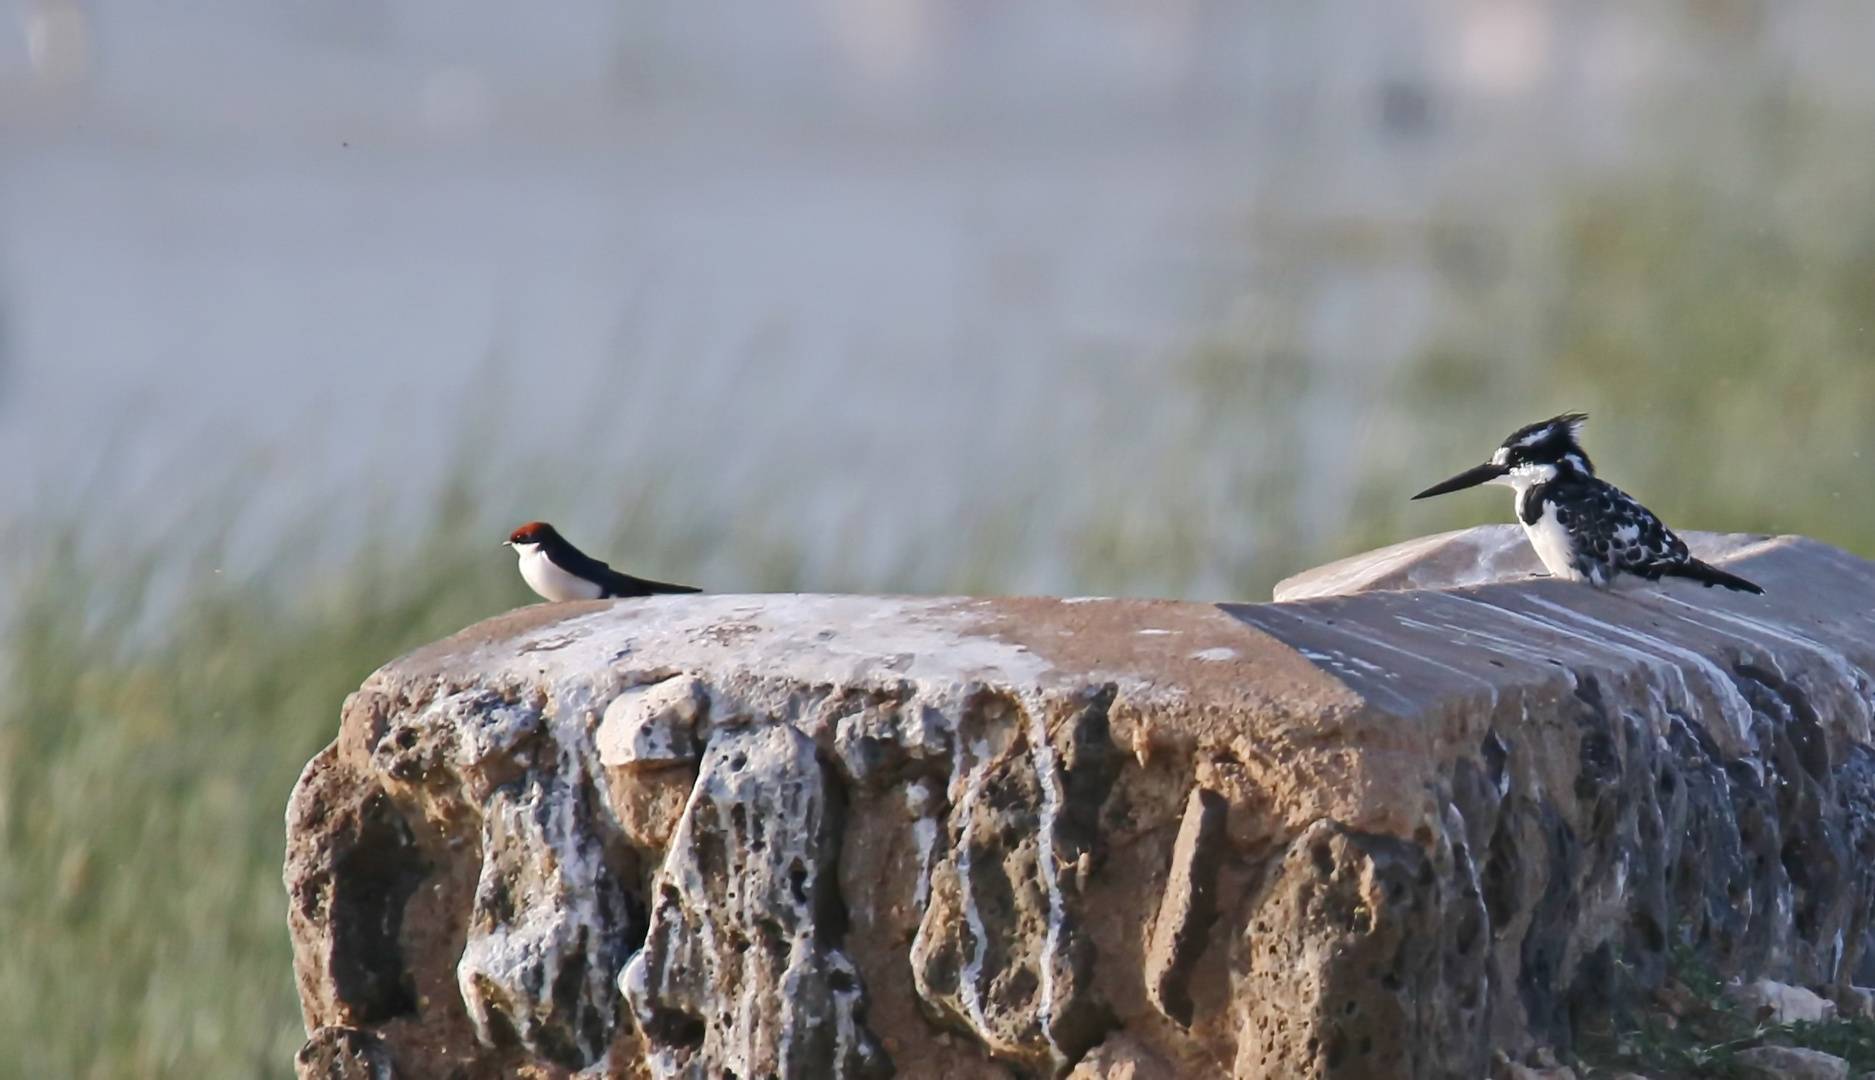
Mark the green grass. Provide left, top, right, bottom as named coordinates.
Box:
left=0, top=486, right=533, bottom=1079
left=1576, top=948, right=1875, bottom=1079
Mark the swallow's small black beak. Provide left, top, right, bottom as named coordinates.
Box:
left=1412, top=461, right=1509, bottom=500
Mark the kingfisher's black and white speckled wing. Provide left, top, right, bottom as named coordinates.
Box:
left=1520, top=474, right=1762, bottom=592
left=1552, top=477, right=1683, bottom=578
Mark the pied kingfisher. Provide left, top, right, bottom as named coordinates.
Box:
left=1412, top=413, right=1763, bottom=594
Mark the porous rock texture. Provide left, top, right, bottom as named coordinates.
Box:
left=287, top=528, right=1875, bottom=1079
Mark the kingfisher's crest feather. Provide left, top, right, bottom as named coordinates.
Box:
left=1507, top=412, right=1587, bottom=450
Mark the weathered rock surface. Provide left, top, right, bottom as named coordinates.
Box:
left=1730, top=978, right=1837, bottom=1025
left=1732, top=1045, right=1851, bottom=1080
left=286, top=528, right=1875, bottom=1079
left=622, top=722, right=890, bottom=1080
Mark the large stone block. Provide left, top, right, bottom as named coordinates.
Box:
left=286, top=531, right=1875, bottom=1079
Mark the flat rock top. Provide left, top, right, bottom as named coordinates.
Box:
left=379, top=529, right=1875, bottom=778
left=391, top=591, right=1362, bottom=729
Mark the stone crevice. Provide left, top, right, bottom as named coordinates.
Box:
left=909, top=686, right=1120, bottom=1077
left=622, top=721, right=892, bottom=1080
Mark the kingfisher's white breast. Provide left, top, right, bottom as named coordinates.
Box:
left=1521, top=500, right=1591, bottom=583
left=1491, top=462, right=1592, bottom=583
left=512, top=542, right=604, bottom=601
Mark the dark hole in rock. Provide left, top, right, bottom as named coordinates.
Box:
left=1325, top=1031, right=1348, bottom=1070
left=1311, top=843, right=1336, bottom=877
left=394, top=727, right=417, bottom=750
left=473, top=980, right=523, bottom=1048
left=549, top=952, right=592, bottom=1028
left=1633, top=909, right=1666, bottom=954
left=535, top=952, right=601, bottom=1068
left=1454, top=908, right=1481, bottom=957
left=1576, top=730, right=1620, bottom=802
left=759, top=917, right=787, bottom=959
left=644, top=1006, right=706, bottom=1048
left=1005, top=965, right=1039, bottom=1010
left=1489, top=659, right=1505, bottom=668
left=1482, top=823, right=1517, bottom=931
left=330, top=791, right=427, bottom=1023
left=731, top=753, right=747, bottom=771
left=829, top=969, right=856, bottom=992
left=789, top=860, right=809, bottom=906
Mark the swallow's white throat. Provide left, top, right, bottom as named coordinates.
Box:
left=510, top=541, right=604, bottom=602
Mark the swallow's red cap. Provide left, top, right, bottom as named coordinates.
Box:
left=507, top=521, right=559, bottom=545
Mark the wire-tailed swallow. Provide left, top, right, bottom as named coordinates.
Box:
left=505, top=521, right=700, bottom=601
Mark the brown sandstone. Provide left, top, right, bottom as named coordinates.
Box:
left=286, top=529, right=1875, bottom=1078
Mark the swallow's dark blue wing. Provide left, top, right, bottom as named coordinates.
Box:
left=552, top=542, right=699, bottom=597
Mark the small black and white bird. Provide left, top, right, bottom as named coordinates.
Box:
left=505, top=522, right=700, bottom=602
left=1411, top=413, right=1763, bottom=594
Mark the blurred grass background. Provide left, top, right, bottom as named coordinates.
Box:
left=7, top=4, right=1875, bottom=1079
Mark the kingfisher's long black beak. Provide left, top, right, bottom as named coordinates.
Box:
left=1412, top=461, right=1509, bottom=500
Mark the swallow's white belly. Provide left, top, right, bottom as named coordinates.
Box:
left=516, top=544, right=604, bottom=601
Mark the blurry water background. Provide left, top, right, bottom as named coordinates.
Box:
left=4, top=0, right=1875, bottom=1075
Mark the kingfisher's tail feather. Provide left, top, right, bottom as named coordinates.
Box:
left=1668, top=559, right=1764, bottom=595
